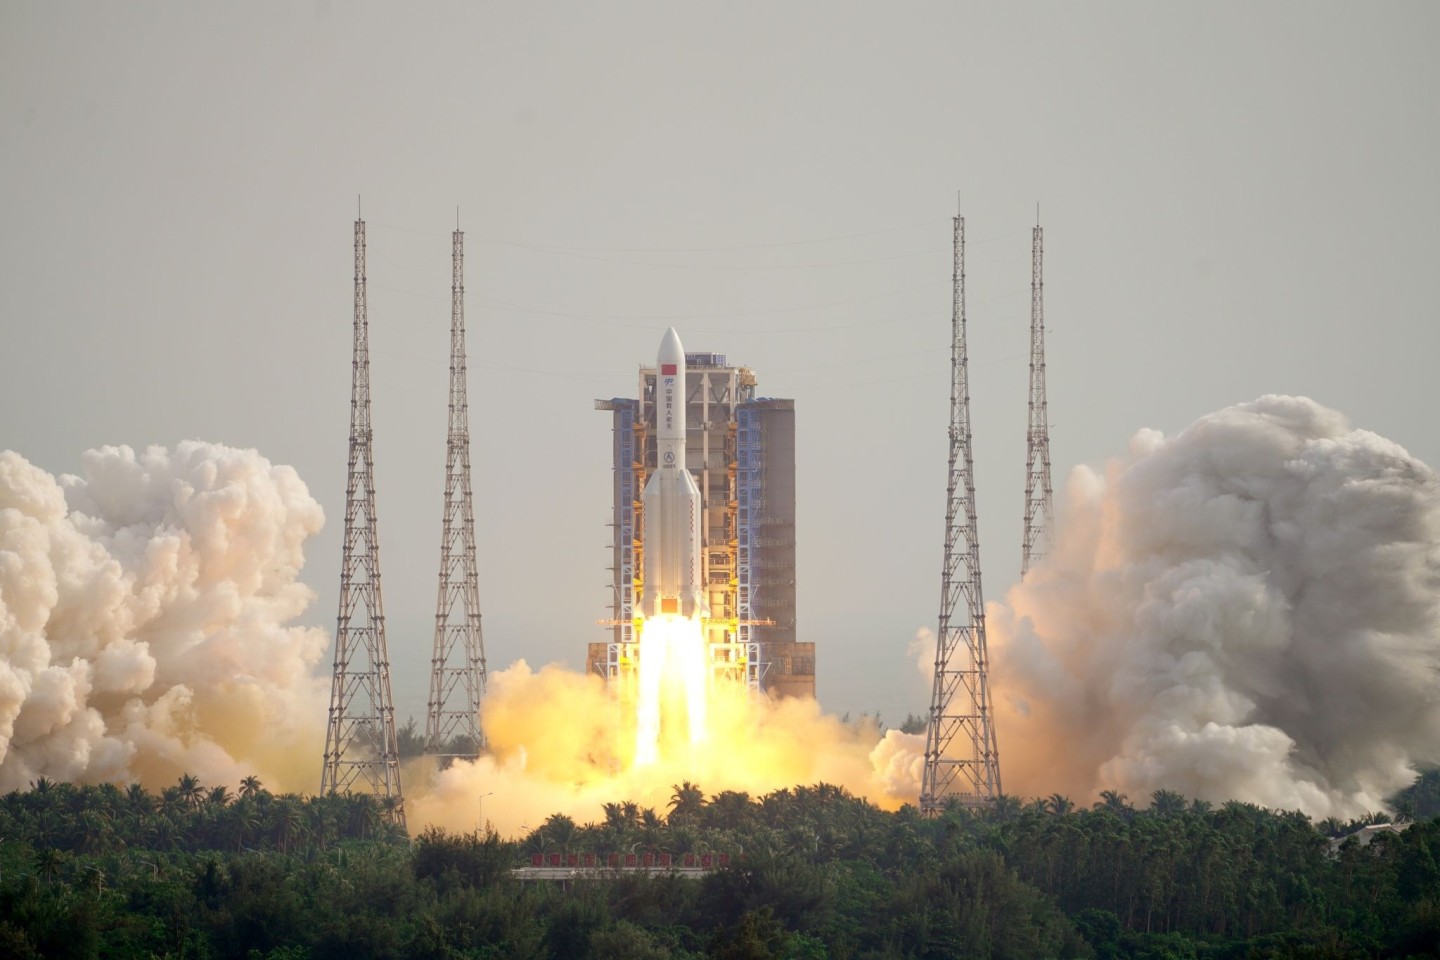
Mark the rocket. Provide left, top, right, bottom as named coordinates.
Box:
left=639, top=327, right=708, bottom=621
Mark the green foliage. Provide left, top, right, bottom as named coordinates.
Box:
left=395, top=716, right=427, bottom=759
left=1391, top=768, right=1440, bottom=821
left=2, top=778, right=1439, bottom=958
left=899, top=713, right=928, bottom=735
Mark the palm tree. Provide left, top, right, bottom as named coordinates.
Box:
left=238, top=776, right=264, bottom=800
left=305, top=802, right=334, bottom=853
left=989, top=793, right=1023, bottom=823
left=346, top=795, right=383, bottom=839
left=158, top=787, right=186, bottom=820
left=228, top=801, right=262, bottom=852
left=1149, top=789, right=1187, bottom=818
left=1046, top=794, right=1075, bottom=816
left=706, top=790, right=755, bottom=831
left=124, top=783, right=154, bottom=815
left=176, top=774, right=204, bottom=810
left=206, top=785, right=233, bottom=808
left=275, top=802, right=305, bottom=854
left=377, top=796, right=406, bottom=838
left=668, top=781, right=706, bottom=825
left=34, top=847, right=62, bottom=885
left=540, top=813, right=578, bottom=854
left=1096, top=790, right=1132, bottom=818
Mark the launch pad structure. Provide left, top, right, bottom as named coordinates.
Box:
left=313, top=202, right=1045, bottom=819
left=594, top=354, right=813, bottom=700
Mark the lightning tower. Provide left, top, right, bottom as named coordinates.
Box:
left=426, top=222, right=488, bottom=759
left=1021, top=217, right=1054, bottom=575
left=321, top=212, right=406, bottom=830
left=920, top=208, right=1002, bottom=813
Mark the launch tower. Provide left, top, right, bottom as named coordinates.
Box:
left=594, top=351, right=811, bottom=699
left=321, top=213, right=406, bottom=829
left=425, top=224, right=488, bottom=759
left=920, top=210, right=1001, bottom=813
left=1021, top=219, right=1054, bottom=575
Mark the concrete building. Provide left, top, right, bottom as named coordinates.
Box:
left=593, top=350, right=813, bottom=699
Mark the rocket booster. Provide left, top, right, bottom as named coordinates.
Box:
left=640, top=328, right=708, bottom=620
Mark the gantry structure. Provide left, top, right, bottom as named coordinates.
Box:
left=594, top=358, right=811, bottom=700
left=920, top=209, right=1001, bottom=814
left=321, top=212, right=406, bottom=830
left=1021, top=219, right=1054, bottom=576
left=426, top=225, right=488, bottom=759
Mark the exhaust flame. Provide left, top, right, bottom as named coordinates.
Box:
left=0, top=441, right=920, bottom=831
left=407, top=659, right=919, bottom=836
left=633, top=614, right=708, bottom=766
left=30, top=395, right=1431, bottom=831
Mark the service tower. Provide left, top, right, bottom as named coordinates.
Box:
left=594, top=335, right=812, bottom=701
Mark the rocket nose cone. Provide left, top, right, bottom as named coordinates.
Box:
left=658, top=327, right=685, bottom=365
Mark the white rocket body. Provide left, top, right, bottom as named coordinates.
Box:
left=640, top=327, right=708, bottom=621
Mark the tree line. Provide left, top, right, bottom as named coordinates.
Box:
left=0, top=773, right=1436, bottom=959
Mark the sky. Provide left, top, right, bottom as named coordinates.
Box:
left=2, top=1, right=1437, bottom=732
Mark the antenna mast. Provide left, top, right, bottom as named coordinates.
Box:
left=920, top=209, right=1001, bottom=813
left=321, top=215, right=406, bottom=830
left=1021, top=218, right=1054, bottom=575
left=426, top=224, right=488, bottom=760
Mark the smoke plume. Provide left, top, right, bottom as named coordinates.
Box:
left=0, top=443, right=329, bottom=793
left=407, top=659, right=918, bottom=836
left=990, top=395, right=1440, bottom=818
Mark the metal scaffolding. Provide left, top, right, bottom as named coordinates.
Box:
left=1022, top=219, right=1054, bottom=576
left=425, top=225, right=488, bottom=759
left=733, top=403, right=766, bottom=691
left=321, top=214, right=406, bottom=830
left=593, top=360, right=802, bottom=698
left=920, top=210, right=1001, bottom=814
left=596, top=398, right=640, bottom=681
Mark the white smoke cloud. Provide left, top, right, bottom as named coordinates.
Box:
left=0, top=442, right=329, bottom=793
left=990, top=395, right=1440, bottom=818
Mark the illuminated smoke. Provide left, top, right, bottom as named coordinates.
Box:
left=0, top=443, right=329, bottom=793
left=407, top=659, right=918, bottom=836
left=0, top=441, right=922, bottom=825
left=989, top=395, right=1440, bottom=818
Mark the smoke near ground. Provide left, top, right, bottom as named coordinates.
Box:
left=0, top=440, right=918, bottom=826
left=990, top=395, right=1440, bottom=818
left=408, top=659, right=919, bottom=836
left=0, top=443, right=329, bottom=793
left=8, top=396, right=1435, bottom=826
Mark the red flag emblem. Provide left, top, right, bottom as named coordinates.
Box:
left=661, top=363, right=677, bottom=375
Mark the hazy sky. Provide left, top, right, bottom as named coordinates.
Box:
left=3, top=1, right=1437, bottom=730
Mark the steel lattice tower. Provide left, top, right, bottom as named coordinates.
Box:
left=425, top=225, right=488, bottom=759
left=1021, top=220, right=1054, bottom=575
left=920, top=210, right=1001, bottom=814
left=321, top=215, right=406, bottom=830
